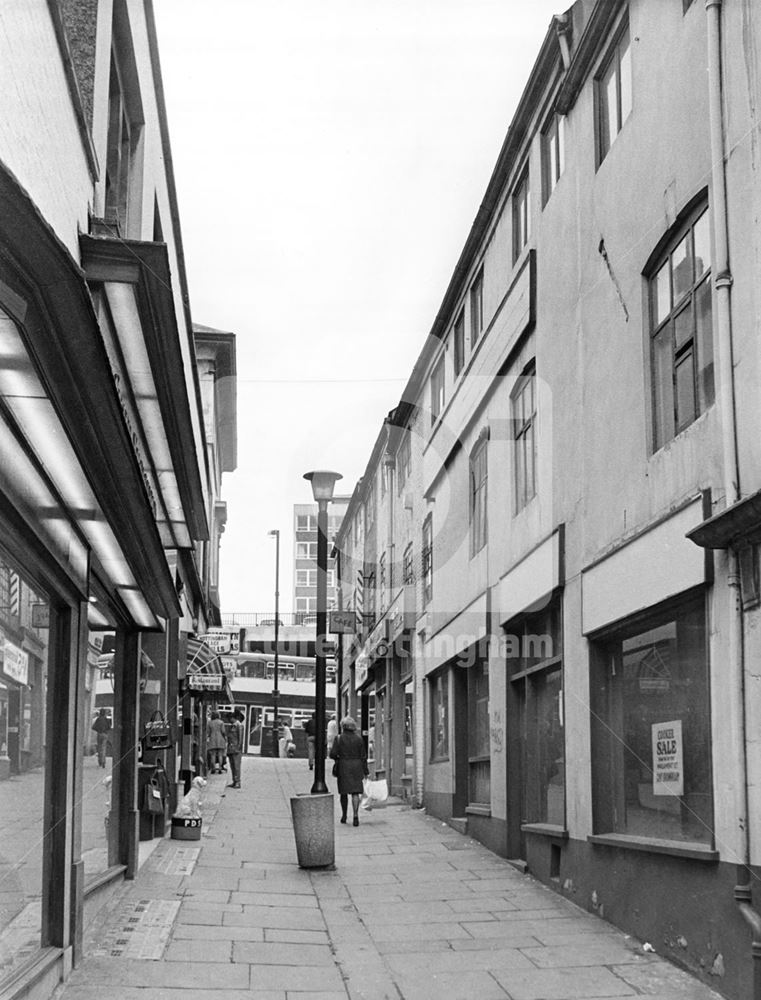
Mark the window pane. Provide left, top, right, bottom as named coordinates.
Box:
left=532, top=668, right=565, bottom=825
left=603, top=59, right=617, bottom=152
left=672, top=234, right=692, bottom=304
left=652, top=324, right=675, bottom=449
left=673, top=302, right=692, bottom=351
left=693, top=210, right=711, bottom=278
left=594, top=600, right=712, bottom=844
left=619, top=30, right=632, bottom=124
left=675, top=349, right=696, bottom=430
left=654, top=261, right=670, bottom=326
left=695, top=277, right=714, bottom=410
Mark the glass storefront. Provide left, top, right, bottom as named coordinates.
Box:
left=591, top=593, right=712, bottom=844
left=0, top=558, right=48, bottom=981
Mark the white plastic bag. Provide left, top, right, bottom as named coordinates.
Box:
left=361, top=777, right=389, bottom=810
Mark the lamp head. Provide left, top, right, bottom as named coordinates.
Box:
left=303, top=470, right=342, bottom=503
left=268, top=529, right=279, bottom=538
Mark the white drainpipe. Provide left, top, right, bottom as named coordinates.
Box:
left=705, top=1, right=761, bottom=990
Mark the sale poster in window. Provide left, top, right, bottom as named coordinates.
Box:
left=652, top=719, right=684, bottom=797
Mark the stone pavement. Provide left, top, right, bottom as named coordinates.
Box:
left=53, top=756, right=726, bottom=1000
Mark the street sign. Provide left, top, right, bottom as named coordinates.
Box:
left=329, top=610, right=356, bottom=634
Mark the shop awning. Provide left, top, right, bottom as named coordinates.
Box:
left=185, top=636, right=233, bottom=701
left=0, top=163, right=181, bottom=626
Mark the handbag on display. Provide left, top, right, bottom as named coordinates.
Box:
left=143, top=710, right=172, bottom=750
left=142, top=777, right=164, bottom=814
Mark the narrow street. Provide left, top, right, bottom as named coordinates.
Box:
left=54, top=756, right=724, bottom=1000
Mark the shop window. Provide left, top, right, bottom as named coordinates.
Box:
left=469, top=437, right=488, bottom=556
left=470, top=269, right=484, bottom=347
left=422, top=515, right=433, bottom=606
left=596, top=20, right=632, bottom=166
left=507, top=596, right=565, bottom=826
left=468, top=660, right=491, bottom=805
left=453, top=309, right=465, bottom=376
left=0, top=557, right=50, bottom=979
left=430, top=671, right=449, bottom=760
left=590, top=593, right=712, bottom=845
left=649, top=202, right=714, bottom=450
left=512, top=362, right=537, bottom=512
left=512, top=171, right=530, bottom=264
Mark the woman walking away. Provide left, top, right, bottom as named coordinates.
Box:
left=330, top=716, right=368, bottom=827
left=207, top=711, right=227, bottom=774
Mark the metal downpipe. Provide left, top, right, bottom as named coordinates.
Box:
left=706, top=1, right=761, bottom=991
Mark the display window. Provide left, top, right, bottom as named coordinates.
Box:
left=0, top=556, right=49, bottom=981
left=590, top=592, right=712, bottom=844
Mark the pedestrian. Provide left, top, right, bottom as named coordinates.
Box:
left=226, top=709, right=244, bottom=788
left=207, top=710, right=227, bottom=774
left=326, top=713, right=338, bottom=755
left=330, top=716, right=368, bottom=827
left=91, top=708, right=111, bottom=768
left=303, top=712, right=316, bottom=770
left=278, top=717, right=294, bottom=758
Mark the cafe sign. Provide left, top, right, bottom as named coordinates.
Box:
left=2, top=639, right=29, bottom=686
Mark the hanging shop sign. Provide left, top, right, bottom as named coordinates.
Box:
left=651, top=719, right=683, bottom=797
left=330, top=610, right=357, bottom=634
left=2, top=639, right=29, bottom=686
left=200, top=631, right=239, bottom=655
left=187, top=673, right=225, bottom=691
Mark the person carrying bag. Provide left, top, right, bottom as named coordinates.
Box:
left=329, top=716, right=368, bottom=827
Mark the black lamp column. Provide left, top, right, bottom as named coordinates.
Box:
left=269, top=529, right=280, bottom=755
left=312, top=499, right=329, bottom=793
left=303, top=470, right=342, bottom=795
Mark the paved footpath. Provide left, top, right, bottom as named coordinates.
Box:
left=54, top=756, right=725, bottom=1000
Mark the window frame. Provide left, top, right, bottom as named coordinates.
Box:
left=541, top=112, right=565, bottom=206
left=430, top=355, right=445, bottom=427
left=453, top=309, right=465, bottom=376
left=589, top=591, right=714, bottom=850
left=430, top=670, right=449, bottom=761
left=422, top=515, right=433, bottom=607
left=470, top=269, right=484, bottom=348
left=403, top=543, right=414, bottom=585
left=397, top=433, right=411, bottom=492
left=596, top=20, right=632, bottom=166
left=512, top=362, right=537, bottom=512
left=648, top=200, right=713, bottom=451
left=469, top=437, right=488, bottom=557
left=512, top=170, right=530, bottom=264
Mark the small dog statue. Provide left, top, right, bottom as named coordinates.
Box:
left=174, top=775, right=207, bottom=819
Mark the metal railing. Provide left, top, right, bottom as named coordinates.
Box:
left=221, top=612, right=322, bottom=628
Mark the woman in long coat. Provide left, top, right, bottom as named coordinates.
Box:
left=330, top=716, right=368, bottom=826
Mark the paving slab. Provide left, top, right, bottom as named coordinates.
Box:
left=54, top=756, right=727, bottom=1000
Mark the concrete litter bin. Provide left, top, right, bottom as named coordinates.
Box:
left=290, top=793, right=335, bottom=868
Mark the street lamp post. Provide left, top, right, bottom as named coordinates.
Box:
left=303, top=470, right=342, bottom=794
left=268, top=529, right=280, bottom=756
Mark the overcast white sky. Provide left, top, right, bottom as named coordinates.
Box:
left=153, top=0, right=565, bottom=614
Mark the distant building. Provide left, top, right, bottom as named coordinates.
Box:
left=292, top=498, right=350, bottom=618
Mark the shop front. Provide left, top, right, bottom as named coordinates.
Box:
left=0, top=164, right=201, bottom=999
